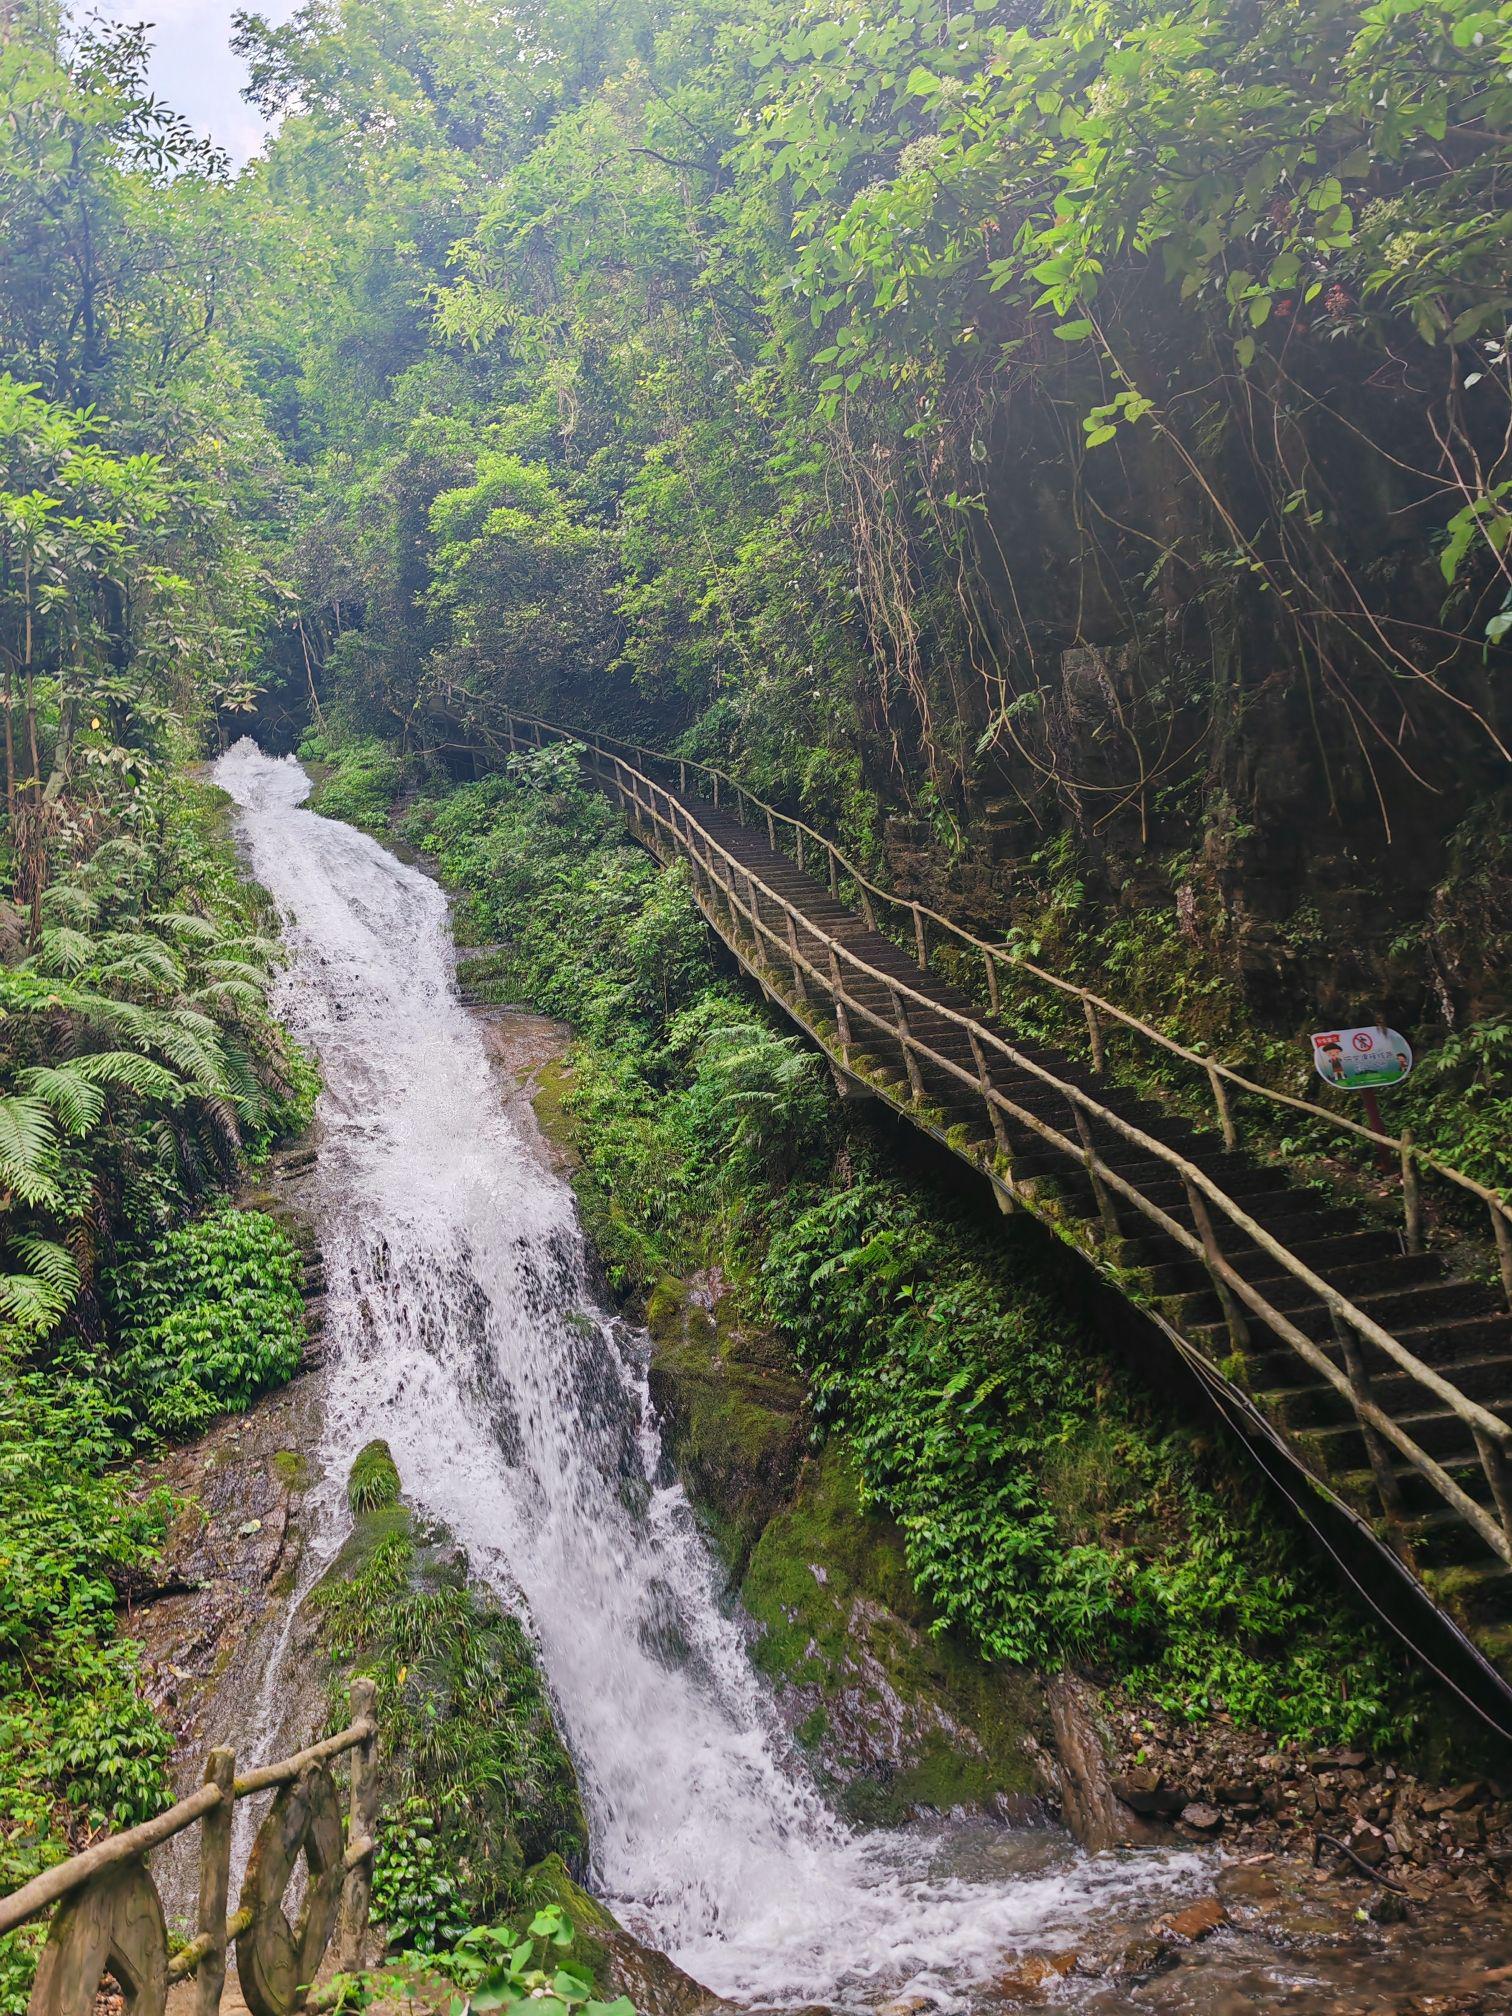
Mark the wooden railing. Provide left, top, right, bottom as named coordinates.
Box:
left=0, top=1682, right=380, bottom=2016
left=497, top=709, right=1512, bottom=1305
left=498, top=712, right=1512, bottom=1569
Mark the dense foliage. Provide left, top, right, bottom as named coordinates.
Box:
left=0, top=21, right=315, bottom=1985
left=206, top=0, right=1509, bottom=1069
left=379, top=744, right=1422, bottom=1745
left=332, top=1902, right=634, bottom=2016
left=99, top=1203, right=305, bottom=1438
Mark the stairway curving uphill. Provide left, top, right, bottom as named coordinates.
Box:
left=496, top=711, right=1512, bottom=1726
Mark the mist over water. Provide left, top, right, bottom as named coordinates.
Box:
left=214, top=740, right=1200, bottom=2010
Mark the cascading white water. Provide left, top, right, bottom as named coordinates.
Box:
left=214, top=741, right=1202, bottom=2011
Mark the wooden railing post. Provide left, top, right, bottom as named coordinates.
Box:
left=968, top=1029, right=1010, bottom=1165
left=765, top=807, right=777, bottom=851
left=1329, top=1313, right=1407, bottom=1527
left=1493, top=1201, right=1512, bottom=1313
left=985, top=949, right=1001, bottom=1016
left=194, top=1748, right=235, bottom=2016
left=1399, top=1129, right=1423, bottom=1255
left=889, top=987, right=927, bottom=1104
left=338, top=1678, right=379, bottom=1970
left=1474, top=1428, right=1512, bottom=1557
left=1082, top=999, right=1104, bottom=1074
left=912, top=903, right=927, bottom=966
left=678, top=759, right=687, bottom=793
left=796, top=829, right=806, bottom=873
left=827, top=846, right=839, bottom=898
left=828, top=947, right=854, bottom=1062
left=1207, top=1061, right=1238, bottom=1151
left=1074, top=1108, right=1121, bottom=1243
left=859, top=886, right=878, bottom=932
left=784, top=913, right=810, bottom=1006
left=1181, top=1174, right=1249, bottom=1351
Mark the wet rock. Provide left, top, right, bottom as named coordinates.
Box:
left=1041, top=1672, right=1166, bottom=1850
left=1111, top=1767, right=1186, bottom=1816
left=525, top=1856, right=734, bottom=2016
left=1154, top=1895, right=1227, bottom=1944
left=1179, top=1801, right=1223, bottom=1833
left=992, top=1950, right=1076, bottom=1999
left=1348, top=1823, right=1388, bottom=1867
left=1101, top=1932, right=1175, bottom=1982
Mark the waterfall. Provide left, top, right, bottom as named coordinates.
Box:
left=214, top=742, right=1197, bottom=2011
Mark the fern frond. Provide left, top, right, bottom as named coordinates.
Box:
left=16, top=1065, right=107, bottom=1135
left=150, top=910, right=221, bottom=944
left=0, top=1097, right=63, bottom=1205
left=68, top=1049, right=185, bottom=1104
left=37, top=882, right=99, bottom=928
left=9, top=1236, right=82, bottom=1297
left=34, top=926, right=97, bottom=977
left=0, top=1269, right=71, bottom=1333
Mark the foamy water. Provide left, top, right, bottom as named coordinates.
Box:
left=214, top=740, right=1203, bottom=2009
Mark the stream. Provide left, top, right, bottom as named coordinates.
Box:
left=212, top=742, right=1235, bottom=2010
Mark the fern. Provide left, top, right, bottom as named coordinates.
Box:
left=9, top=1237, right=81, bottom=1299
left=17, top=1066, right=107, bottom=1135
left=0, top=1098, right=63, bottom=1207
left=0, top=1271, right=72, bottom=1332
left=35, top=926, right=96, bottom=976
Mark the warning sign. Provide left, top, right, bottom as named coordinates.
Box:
left=1310, top=1025, right=1413, bottom=1091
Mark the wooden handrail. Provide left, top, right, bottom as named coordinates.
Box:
left=2, top=1683, right=381, bottom=2016
left=501, top=715, right=1512, bottom=1566
left=500, top=709, right=1511, bottom=1289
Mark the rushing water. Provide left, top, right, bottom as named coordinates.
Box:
left=214, top=742, right=1205, bottom=2011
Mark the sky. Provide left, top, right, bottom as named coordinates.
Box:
left=97, top=1, right=301, bottom=165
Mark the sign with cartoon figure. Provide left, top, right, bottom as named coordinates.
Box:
left=1310, top=1025, right=1413, bottom=1091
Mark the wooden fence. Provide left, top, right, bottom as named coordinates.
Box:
left=0, top=1683, right=380, bottom=2016
left=495, top=711, right=1512, bottom=1572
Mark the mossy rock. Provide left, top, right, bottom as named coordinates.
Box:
left=272, top=1448, right=310, bottom=1491
left=522, top=1854, right=620, bottom=1995
left=522, top=1856, right=730, bottom=2016
left=644, top=1277, right=805, bottom=1578
left=347, top=1438, right=400, bottom=1511
left=740, top=1446, right=1044, bottom=1821
left=529, top=1056, right=580, bottom=1166
left=306, top=1479, right=587, bottom=1933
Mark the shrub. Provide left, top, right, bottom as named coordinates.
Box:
left=103, top=1204, right=306, bottom=1438
left=309, top=737, right=405, bottom=828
